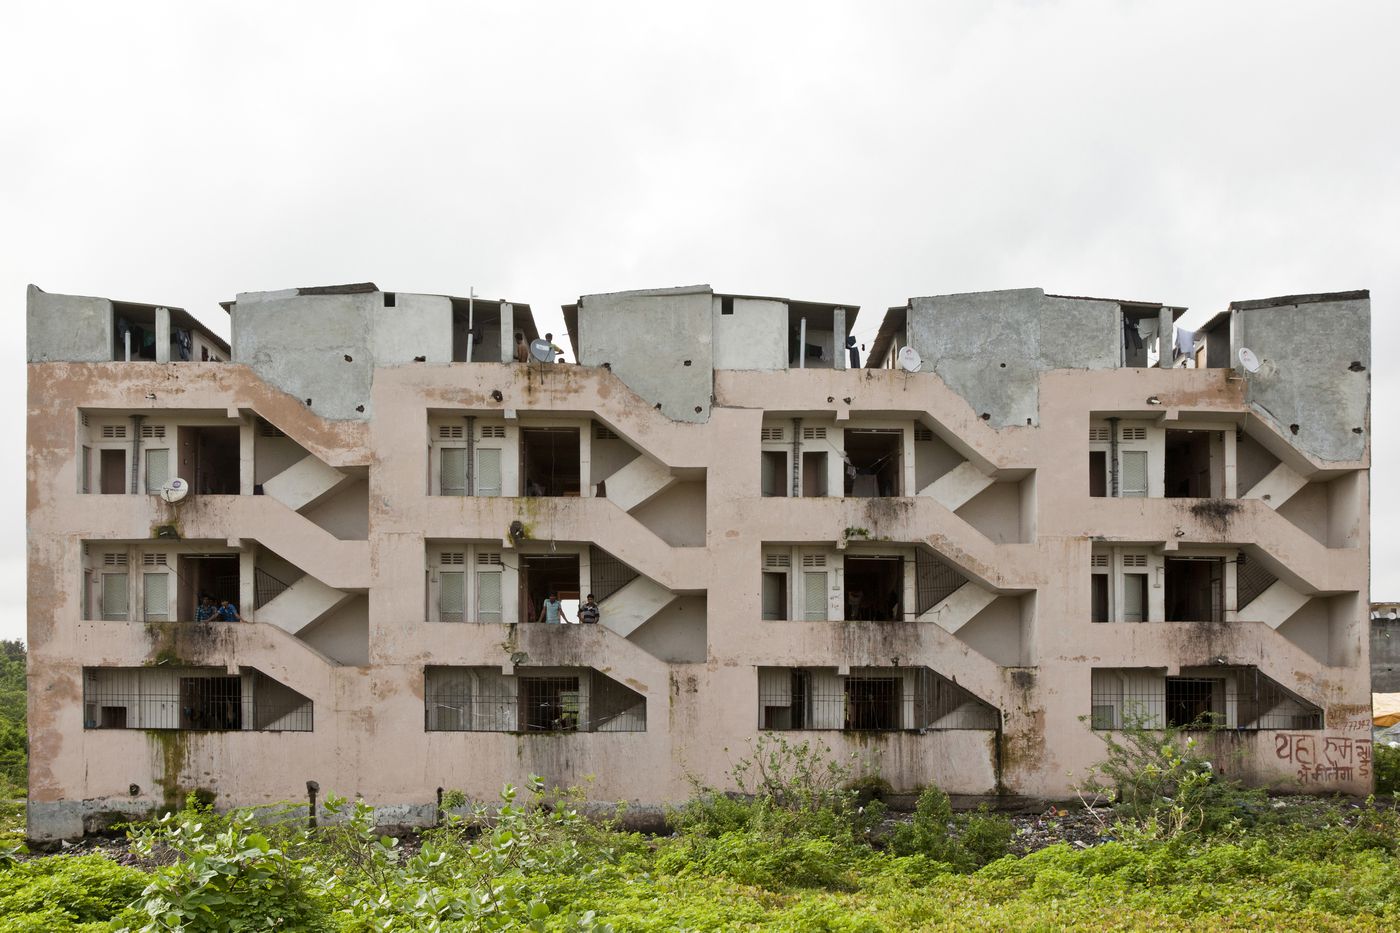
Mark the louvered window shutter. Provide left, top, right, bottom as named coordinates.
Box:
left=438, top=572, right=464, bottom=623
left=440, top=447, right=466, bottom=496
left=804, top=572, right=828, bottom=621
left=1120, top=450, right=1148, bottom=497
left=476, top=449, right=501, bottom=497
left=102, top=573, right=129, bottom=621
left=144, top=573, right=169, bottom=621
left=146, top=449, right=170, bottom=493
left=477, top=571, right=502, bottom=622
left=1123, top=574, right=1145, bottom=622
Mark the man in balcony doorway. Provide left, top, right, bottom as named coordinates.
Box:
left=196, top=594, right=218, bottom=623
left=514, top=331, right=529, bottom=363
left=216, top=598, right=242, bottom=623
left=537, top=592, right=571, bottom=625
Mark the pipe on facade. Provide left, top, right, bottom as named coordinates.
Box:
left=129, top=415, right=144, bottom=495
left=1107, top=416, right=1120, bottom=497
left=306, top=780, right=319, bottom=829
left=791, top=417, right=802, bottom=497
left=465, top=415, right=476, bottom=495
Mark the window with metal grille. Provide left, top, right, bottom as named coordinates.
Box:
left=440, top=447, right=467, bottom=496
left=140, top=424, right=166, bottom=439
left=757, top=666, right=999, bottom=731
left=1235, top=555, right=1277, bottom=612
left=103, top=553, right=128, bottom=567
left=915, top=550, right=966, bottom=614
left=760, top=427, right=784, bottom=442
left=914, top=427, right=934, bottom=443
left=438, top=571, right=465, bottom=623
left=476, top=449, right=502, bottom=497
left=1088, top=427, right=1110, bottom=443
left=1121, top=427, right=1147, bottom=441
left=259, top=422, right=286, bottom=438
left=1123, top=554, right=1148, bottom=568
left=803, top=571, right=827, bottom=621
left=480, top=425, right=506, bottom=439
left=424, top=667, right=645, bottom=733
left=438, top=425, right=464, bottom=439
left=802, top=426, right=826, bottom=440
left=1091, top=554, right=1109, bottom=568
left=142, top=553, right=167, bottom=566
left=1090, top=666, right=1322, bottom=731
left=143, top=573, right=169, bottom=621
left=476, top=572, right=502, bottom=622
left=593, top=423, right=619, bottom=440
left=83, top=668, right=313, bottom=731
left=764, top=553, right=790, bottom=569
left=1120, top=450, right=1148, bottom=497
left=101, top=425, right=127, bottom=439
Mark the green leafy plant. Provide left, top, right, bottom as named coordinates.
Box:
left=888, top=785, right=1012, bottom=870
left=1374, top=743, right=1400, bottom=795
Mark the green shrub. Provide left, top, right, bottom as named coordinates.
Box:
left=0, top=855, right=147, bottom=929
left=888, top=786, right=1011, bottom=871
left=126, top=797, right=332, bottom=932
left=656, top=830, right=857, bottom=890
left=1375, top=743, right=1400, bottom=795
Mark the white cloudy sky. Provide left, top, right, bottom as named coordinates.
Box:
left=3, top=1, right=1396, bottom=642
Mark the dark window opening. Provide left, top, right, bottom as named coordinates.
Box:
left=761, top=571, right=788, bottom=621
left=1164, top=557, right=1223, bottom=622
left=100, top=448, right=126, bottom=494
left=721, top=296, right=734, bottom=315
left=383, top=292, right=396, bottom=307
left=760, top=450, right=787, bottom=497
left=843, top=430, right=901, bottom=497
left=451, top=298, right=510, bottom=363
left=1091, top=575, right=1109, bottom=623
left=844, top=556, right=903, bottom=621
left=1121, top=310, right=1159, bottom=368
left=1123, top=572, right=1149, bottom=622
left=100, top=706, right=128, bottom=728
left=845, top=677, right=901, bottom=730
left=1089, top=451, right=1107, bottom=497
left=113, top=305, right=160, bottom=361
left=520, top=427, right=580, bottom=496
left=1165, top=429, right=1217, bottom=498
left=178, top=555, right=240, bottom=622
left=180, top=676, right=243, bottom=730
left=519, top=676, right=580, bottom=732
left=1165, top=677, right=1218, bottom=728
left=178, top=426, right=239, bottom=494
left=802, top=451, right=828, bottom=497
left=521, top=554, right=579, bottom=624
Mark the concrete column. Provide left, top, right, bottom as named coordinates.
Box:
left=239, top=548, right=257, bottom=622
left=154, top=307, right=171, bottom=363
left=238, top=413, right=255, bottom=495
left=1157, top=308, right=1173, bottom=368
left=834, top=308, right=847, bottom=370
left=500, top=303, right=515, bottom=361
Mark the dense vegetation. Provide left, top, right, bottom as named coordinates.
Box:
left=0, top=642, right=25, bottom=796
left=0, top=731, right=1394, bottom=931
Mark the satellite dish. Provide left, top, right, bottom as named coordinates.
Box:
left=897, top=346, right=923, bottom=373
left=528, top=338, right=555, bottom=363
left=1238, top=347, right=1261, bottom=373
left=159, top=478, right=189, bottom=504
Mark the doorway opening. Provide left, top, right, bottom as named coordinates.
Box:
left=802, top=451, right=828, bottom=497
left=1164, top=557, right=1223, bottom=622
left=761, top=450, right=788, bottom=497
left=1164, top=430, right=1217, bottom=498
left=844, top=556, right=903, bottom=621
left=177, top=426, right=239, bottom=494
left=520, top=554, right=580, bottom=624
left=845, top=676, right=901, bottom=729
left=100, top=449, right=127, bottom=494
left=520, top=428, right=580, bottom=497
left=1089, top=450, right=1107, bottom=497
left=843, top=430, right=901, bottom=497
left=1165, top=677, right=1218, bottom=728
left=179, top=554, right=240, bottom=622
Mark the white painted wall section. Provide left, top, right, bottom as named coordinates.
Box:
left=602, top=454, right=677, bottom=513
left=1247, top=579, right=1311, bottom=630
left=262, top=454, right=353, bottom=513
left=256, top=574, right=354, bottom=637
left=920, top=461, right=994, bottom=511
left=917, top=582, right=997, bottom=634
left=1242, top=461, right=1309, bottom=510
left=599, top=576, right=678, bottom=638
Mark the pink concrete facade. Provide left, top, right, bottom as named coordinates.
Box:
left=26, top=284, right=1372, bottom=840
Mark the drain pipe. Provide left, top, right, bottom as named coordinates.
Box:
left=464, top=415, right=476, bottom=495
left=130, top=415, right=144, bottom=494
left=306, top=780, right=319, bottom=829
left=798, top=317, right=807, bottom=369
left=464, top=287, right=476, bottom=362
left=791, top=418, right=802, bottom=497
left=1107, top=416, right=1121, bottom=497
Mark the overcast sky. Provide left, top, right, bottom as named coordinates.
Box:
left=3, top=1, right=1396, bottom=643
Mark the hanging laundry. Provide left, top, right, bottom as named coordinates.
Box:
left=174, top=328, right=192, bottom=361
left=1174, top=327, right=1196, bottom=358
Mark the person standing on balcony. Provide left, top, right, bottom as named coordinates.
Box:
left=514, top=332, right=529, bottom=363
left=579, top=594, right=600, bottom=625
left=195, top=594, right=218, bottom=623
left=537, top=593, right=570, bottom=625
left=217, top=598, right=242, bottom=622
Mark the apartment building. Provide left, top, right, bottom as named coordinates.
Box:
left=25, top=281, right=1372, bottom=839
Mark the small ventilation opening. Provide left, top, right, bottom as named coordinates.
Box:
left=721, top=296, right=734, bottom=315
left=384, top=292, right=396, bottom=307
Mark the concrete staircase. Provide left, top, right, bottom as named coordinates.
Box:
left=599, top=576, right=679, bottom=638
left=262, top=454, right=355, bottom=512
left=919, top=461, right=994, bottom=511
left=602, top=454, right=678, bottom=512
left=254, top=573, right=355, bottom=636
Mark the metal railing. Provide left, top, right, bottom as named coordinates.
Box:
left=425, top=669, right=646, bottom=733
left=1090, top=666, right=1322, bottom=731
left=83, top=672, right=313, bottom=732
left=758, top=666, right=999, bottom=731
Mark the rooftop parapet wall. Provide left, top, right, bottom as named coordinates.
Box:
left=1232, top=292, right=1371, bottom=464
left=906, top=288, right=1123, bottom=428
left=26, top=286, right=112, bottom=363
left=575, top=286, right=716, bottom=423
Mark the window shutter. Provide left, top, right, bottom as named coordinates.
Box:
left=102, top=573, right=129, bottom=621
left=762, top=573, right=786, bottom=620
left=438, top=571, right=464, bottom=623
left=804, top=572, right=827, bottom=621
left=143, top=573, right=169, bottom=621
left=476, top=448, right=501, bottom=497
left=81, top=447, right=92, bottom=494
left=440, top=447, right=466, bottom=496
left=146, top=449, right=170, bottom=493
left=1123, top=575, right=1145, bottom=623
left=476, top=572, right=502, bottom=622
left=1120, top=450, right=1148, bottom=497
